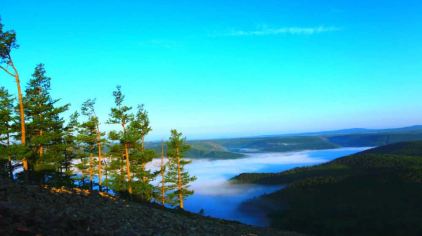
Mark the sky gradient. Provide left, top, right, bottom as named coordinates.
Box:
left=1, top=0, right=421, bottom=140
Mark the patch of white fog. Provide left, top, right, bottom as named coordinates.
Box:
left=148, top=147, right=370, bottom=226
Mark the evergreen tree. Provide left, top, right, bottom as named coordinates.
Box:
left=0, top=18, right=28, bottom=170
left=81, top=99, right=106, bottom=190
left=63, top=111, right=80, bottom=173
left=105, top=141, right=126, bottom=192
left=128, top=105, right=157, bottom=200
left=77, top=114, right=97, bottom=189
left=24, top=64, right=69, bottom=171
left=165, top=129, right=196, bottom=209
left=108, top=85, right=133, bottom=193
left=0, top=87, right=15, bottom=178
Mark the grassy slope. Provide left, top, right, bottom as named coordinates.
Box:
left=232, top=141, right=422, bottom=236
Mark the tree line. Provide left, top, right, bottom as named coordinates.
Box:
left=0, top=19, right=195, bottom=208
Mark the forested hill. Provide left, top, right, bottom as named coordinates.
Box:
left=231, top=141, right=422, bottom=236
left=150, top=125, right=422, bottom=159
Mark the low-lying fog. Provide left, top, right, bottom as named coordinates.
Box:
left=150, top=147, right=369, bottom=226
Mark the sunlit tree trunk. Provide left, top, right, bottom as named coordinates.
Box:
left=39, top=130, right=43, bottom=158
left=121, top=123, right=132, bottom=194
left=10, top=63, right=28, bottom=170
left=124, top=143, right=132, bottom=193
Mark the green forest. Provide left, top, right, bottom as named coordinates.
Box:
left=232, top=141, right=422, bottom=236
left=0, top=19, right=196, bottom=208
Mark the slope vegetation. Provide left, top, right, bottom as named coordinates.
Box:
left=232, top=141, right=422, bottom=236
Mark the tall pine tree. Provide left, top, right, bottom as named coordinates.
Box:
left=0, top=86, right=15, bottom=178
left=24, top=64, right=69, bottom=171
left=128, top=104, right=157, bottom=200
left=165, top=129, right=196, bottom=209
left=0, top=18, right=28, bottom=170
left=63, top=111, right=80, bottom=173
left=108, top=86, right=133, bottom=194
left=81, top=99, right=106, bottom=190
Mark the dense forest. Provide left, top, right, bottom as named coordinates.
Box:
left=232, top=141, right=422, bottom=236
left=0, top=19, right=196, bottom=208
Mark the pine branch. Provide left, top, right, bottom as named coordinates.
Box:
left=0, top=65, right=15, bottom=77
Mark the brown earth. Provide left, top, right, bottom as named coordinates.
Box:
left=0, top=176, right=303, bottom=236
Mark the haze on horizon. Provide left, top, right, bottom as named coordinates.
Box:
left=1, top=0, right=421, bottom=140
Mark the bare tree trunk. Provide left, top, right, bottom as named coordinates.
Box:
left=124, top=143, right=132, bottom=194
left=121, top=122, right=132, bottom=194
left=160, top=142, right=165, bottom=205
left=176, top=147, right=183, bottom=209
left=15, top=71, right=28, bottom=170
left=39, top=130, right=43, bottom=158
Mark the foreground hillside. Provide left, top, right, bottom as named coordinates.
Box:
left=0, top=176, right=301, bottom=236
left=232, top=141, right=422, bottom=236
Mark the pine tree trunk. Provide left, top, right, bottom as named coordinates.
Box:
left=161, top=142, right=165, bottom=205
left=124, top=143, right=132, bottom=194
left=39, top=130, right=43, bottom=158
left=176, top=147, right=183, bottom=209
left=15, top=72, right=28, bottom=171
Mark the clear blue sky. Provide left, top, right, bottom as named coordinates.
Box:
left=1, top=0, right=421, bottom=140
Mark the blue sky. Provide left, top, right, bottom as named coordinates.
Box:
left=1, top=0, right=421, bottom=140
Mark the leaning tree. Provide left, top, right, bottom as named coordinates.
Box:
left=0, top=19, right=28, bottom=170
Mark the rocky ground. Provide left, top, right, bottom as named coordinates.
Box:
left=0, top=176, right=302, bottom=236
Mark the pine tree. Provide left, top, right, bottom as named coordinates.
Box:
left=128, top=104, right=157, bottom=200
left=108, top=85, right=133, bottom=194
left=81, top=99, right=106, bottom=190
left=63, top=111, right=80, bottom=173
left=165, top=129, right=196, bottom=209
left=0, top=19, right=28, bottom=170
left=0, top=86, right=15, bottom=178
left=24, top=64, right=69, bottom=171
left=77, top=114, right=97, bottom=189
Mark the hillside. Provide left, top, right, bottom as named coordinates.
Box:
left=146, top=141, right=245, bottom=159
left=145, top=125, right=422, bottom=159
left=232, top=141, right=422, bottom=236
left=0, top=175, right=302, bottom=236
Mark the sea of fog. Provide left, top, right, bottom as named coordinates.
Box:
left=149, top=147, right=370, bottom=226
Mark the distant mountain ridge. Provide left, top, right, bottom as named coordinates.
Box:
left=146, top=125, right=422, bottom=159
left=260, top=125, right=422, bottom=137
